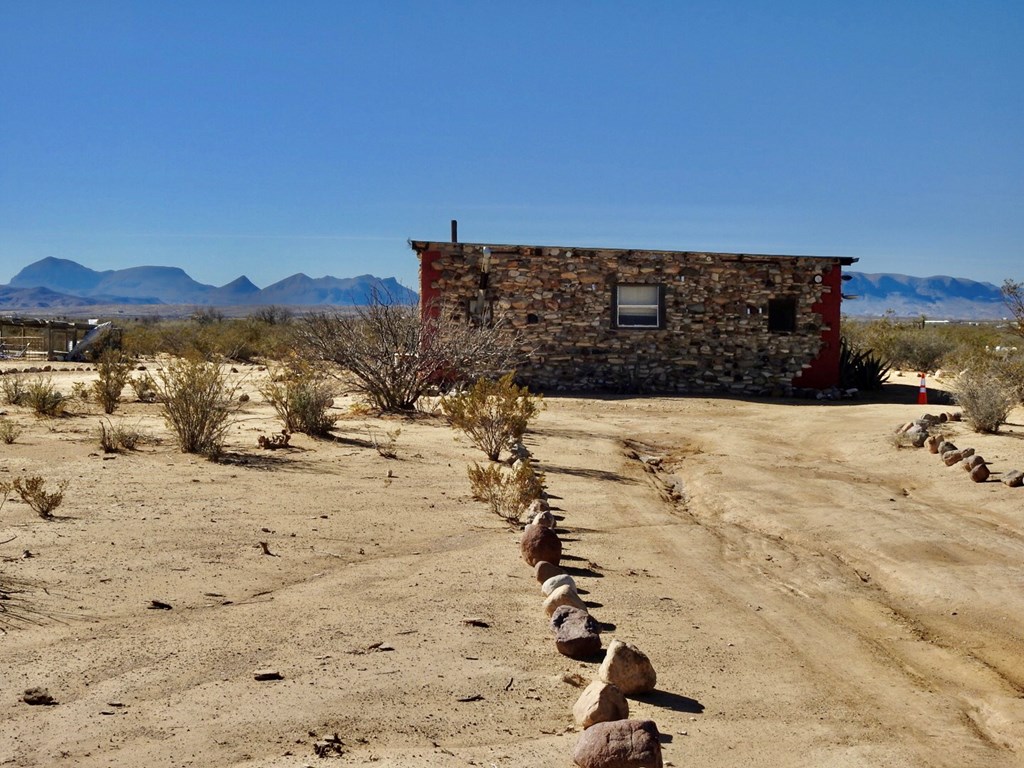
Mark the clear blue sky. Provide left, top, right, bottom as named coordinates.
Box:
left=1, top=1, right=1021, bottom=290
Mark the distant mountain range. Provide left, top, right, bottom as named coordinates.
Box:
left=842, top=273, right=1009, bottom=319
left=0, top=257, right=1012, bottom=319
left=0, top=257, right=418, bottom=309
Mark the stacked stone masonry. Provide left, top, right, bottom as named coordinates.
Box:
left=415, top=242, right=850, bottom=395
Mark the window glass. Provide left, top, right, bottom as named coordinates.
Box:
left=617, top=285, right=660, bottom=327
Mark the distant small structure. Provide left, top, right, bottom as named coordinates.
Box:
left=0, top=317, right=100, bottom=361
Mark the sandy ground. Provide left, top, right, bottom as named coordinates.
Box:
left=1, top=364, right=1023, bottom=768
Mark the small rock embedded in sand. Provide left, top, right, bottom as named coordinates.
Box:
left=535, top=560, right=565, bottom=584
left=541, top=573, right=577, bottom=596
left=253, top=669, right=283, bottom=681
left=573, top=680, right=628, bottom=728
left=521, top=524, right=562, bottom=567
left=552, top=604, right=602, bottom=659
left=21, top=688, right=57, bottom=706
left=1003, top=469, right=1024, bottom=487
left=573, top=718, right=662, bottom=768
left=599, top=639, right=657, bottom=694
left=543, top=584, right=587, bottom=616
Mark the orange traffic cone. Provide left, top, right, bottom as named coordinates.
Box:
left=917, top=372, right=928, bottom=405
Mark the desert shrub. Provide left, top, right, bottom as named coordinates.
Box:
left=156, top=357, right=239, bottom=457
left=441, top=373, right=542, bottom=461
left=467, top=459, right=545, bottom=526
left=97, top=418, right=149, bottom=452
left=950, top=367, right=1016, bottom=433
left=298, top=296, right=525, bottom=412
left=838, top=337, right=890, bottom=390
left=129, top=372, right=159, bottom=403
left=0, top=418, right=23, bottom=444
left=259, top=358, right=338, bottom=437
left=0, top=375, right=27, bottom=406
left=9, top=476, right=67, bottom=519
left=23, top=376, right=65, bottom=417
left=93, top=350, right=134, bottom=414
left=367, top=426, right=401, bottom=458
left=1004, top=279, right=1024, bottom=338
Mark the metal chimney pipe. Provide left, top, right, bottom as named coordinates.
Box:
left=451, top=219, right=458, bottom=243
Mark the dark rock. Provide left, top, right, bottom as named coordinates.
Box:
left=962, top=455, right=985, bottom=471
left=573, top=719, right=663, bottom=768
left=521, top=524, right=561, bottom=567
left=253, top=669, right=283, bottom=681
left=969, top=464, right=991, bottom=483
left=22, top=688, right=57, bottom=706
left=551, top=605, right=601, bottom=659
left=937, top=441, right=957, bottom=455
left=942, top=450, right=964, bottom=466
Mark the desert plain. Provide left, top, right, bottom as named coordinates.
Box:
left=1, top=364, right=1023, bottom=768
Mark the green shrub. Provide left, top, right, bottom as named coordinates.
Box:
left=157, top=357, right=239, bottom=457
left=951, top=367, right=1016, bottom=433
left=259, top=358, right=338, bottom=437
left=93, top=350, right=134, bottom=414
left=23, top=376, right=65, bottom=417
left=441, top=373, right=542, bottom=461
left=467, top=459, right=545, bottom=526
left=838, top=337, right=890, bottom=391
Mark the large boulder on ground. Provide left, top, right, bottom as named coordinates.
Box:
left=942, top=450, right=964, bottom=467
left=969, top=463, right=991, bottom=483
left=521, top=524, right=561, bottom=567
left=1003, top=469, right=1024, bottom=488
left=552, top=604, right=601, bottom=659
left=962, top=454, right=985, bottom=471
left=573, top=719, right=662, bottom=768
left=541, top=573, right=577, bottom=596
left=543, top=584, right=587, bottom=616
left=572, top=680, right=628, bottom=728
left=598, top=639, right=657, bottom=694
left=937, top=441, right=957, bottom=455
left=535, top=560, right=565, bottom=584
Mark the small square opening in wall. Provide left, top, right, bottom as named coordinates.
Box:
left=768, top=298, right=797, bottom=332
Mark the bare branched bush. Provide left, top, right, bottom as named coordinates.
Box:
left=24, top=377, right=66, bottom=417
left=368, top=426, right=401, bottom=459
left=259, top=358, right=338, bottom=436
left=951, top=368, right=1016, bottom=433
left=442, top=373, right=542, bottom=461
left=0, top=375, right=26, bottom=406
left=93, top=350, right=134, bottom=414
left=156, top=357, right=239, bottom=457
left=1003, top=279, right=1024, bottom=339
left=298, top=297, right=525, bottom=412
left=467, top=459, right=546, bottom=526
left=129, top=372, right=159, bottom=402
left=97, top=418, right=149, bottom=452
left=0, top=418, right=22, bottom=444
left=8, top=476, right=68, bottom=519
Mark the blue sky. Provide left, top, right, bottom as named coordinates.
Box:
left=1, top=1, right=1021, bottom=290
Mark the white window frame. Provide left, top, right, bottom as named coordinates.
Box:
left=616, top=284, right=661, bottom=328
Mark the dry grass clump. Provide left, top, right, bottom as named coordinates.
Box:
left=0, top=417, right=23, bottom=444
left=0, top=375, right=26, bottom=406
left=259, top=358, right=338, bottom=437
left=23, top=376, right=66, bottom=417
left=1, top=476, right=68, bottom=520
left=98, top=418, right=151, bottom=453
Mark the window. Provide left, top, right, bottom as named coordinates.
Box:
left=768, top=298, right=797, bottom=333
left=615, top=284, right=662, bottom=328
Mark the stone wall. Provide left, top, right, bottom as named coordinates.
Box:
left=417, top=243, right=845, bottom=395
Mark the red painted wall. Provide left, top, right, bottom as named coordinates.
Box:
left=792, top=265, right=844, bottom=389
left=419, top=250, right=442, bottom=320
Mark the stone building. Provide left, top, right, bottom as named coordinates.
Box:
left=411, top=238, right=856, bottom=395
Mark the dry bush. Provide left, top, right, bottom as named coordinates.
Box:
left=259, top=358, right=337, bottom=437
left=129, top=372, right=159, bottom=403
left=0, top=418, right=23, bottom=444
left=98, top=418, right=149, bottom=452
left=93, top=350, right=134, bottom=414
left=298, top=296, right=525, bottom=412
left=70, top=381, right=91, bottom=401
left=23, top=376, right=66, bottom=417
left=467, top=459, right=545, bottom=526
left=1, top=375, right=27, bottom=406
left=951, top=368, right=1016, bottom=433
left=5, top=476, right=68, bottom=520
left=156, top=357, right=239, bottom=457
left=442, top=373, right=542, bottom=461
left=367, top=426, right=401, bottom=459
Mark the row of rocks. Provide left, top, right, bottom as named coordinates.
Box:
left=520, top=502, right=664, bottom=767
left=895, top=413, right=1024, bottom=487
